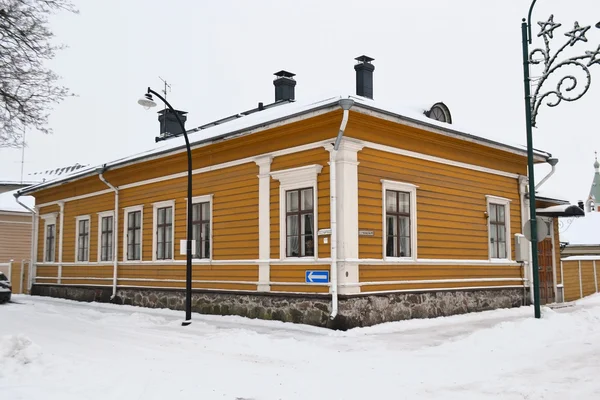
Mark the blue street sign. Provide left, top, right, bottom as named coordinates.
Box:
left=305, top=270, right=329, bottom=283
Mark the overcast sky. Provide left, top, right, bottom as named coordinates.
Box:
left=1, top=0, right=599, bottom=208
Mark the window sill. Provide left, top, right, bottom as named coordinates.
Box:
left=489, top=258, right=514, bottom=263
left=383, top=257, right=417, bottom=263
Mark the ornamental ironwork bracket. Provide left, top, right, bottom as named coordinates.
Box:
left=530, top=15, right=600, bottom=127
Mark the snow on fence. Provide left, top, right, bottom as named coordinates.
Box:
left=560, top=256, right=600, bottom=302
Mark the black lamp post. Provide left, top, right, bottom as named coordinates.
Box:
left=521, top=1, right=600, bottom=318
left=138, top=88, right=193, bottom=326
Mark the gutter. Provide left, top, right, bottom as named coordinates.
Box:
left=98, top=168, right=119, bottom=300
left=329, top=98, right=355, bottom=321
left=13, top=192, right=37, bottom=292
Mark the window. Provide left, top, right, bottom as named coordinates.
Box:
left=285, top=188, right=314, bottom=257
left=385, top=190, right=411, bottom=257
left=75, top=216, right=90, bottom=262
left=124, top=206, right=143, bottom=261
left=382, top=180, right=418, bottom=260
left=98, top=211, right=114, bottom=262
left=41, top=213, right=58, bottom=263
left=45, top=223, right=55, bottom=262
left=153, top=201, right=174, bottom=261
left=192, top=199, right=211, bottom=259
left=487, top=196, right=511, bottom=260
left=270, top=164, right=322, bottom=259
left=424, top=102, right=452, bottom=124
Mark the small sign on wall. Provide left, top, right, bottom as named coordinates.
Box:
left=359, top=230, right=374, bottom=236
left=179, top=239, right=197, bottom=255
left=317, top=228, right=332, bottom=236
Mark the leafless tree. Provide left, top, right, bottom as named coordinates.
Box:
left=0, top=0, right=76, bottom=148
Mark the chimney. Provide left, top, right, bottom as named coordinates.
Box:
left=274, top=70, right=296, bottom=102
left=354, top=55, right=375, bottom=99
left=578, top=200, right=585, bottom=210
left=158, top=108, right=188, bottom=138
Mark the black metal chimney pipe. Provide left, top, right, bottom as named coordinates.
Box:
left=354, top=55, right=375, bottom=99
left=273, top=70, right=296, bottom=102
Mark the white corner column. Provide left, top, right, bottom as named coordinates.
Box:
left=255, top=156, right=273, bottom=291
left=58, top=201, right=64, bottom=284
left=326, top=140, right=363, bottom=295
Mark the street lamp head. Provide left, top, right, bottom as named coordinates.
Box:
left=596, top=21, right=600, bottom=29
left=547, top=157, right=559, bottom=166
left=137, top=93, right=157, bottom=110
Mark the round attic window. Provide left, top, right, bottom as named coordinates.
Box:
left=425, top=102, right=452, bottom=124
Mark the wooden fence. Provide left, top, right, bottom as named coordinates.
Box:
left=560, top=256, right=599, bottom=302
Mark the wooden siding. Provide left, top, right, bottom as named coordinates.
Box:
left=581, top=261, right=596, bottom=297
left=357, top=147, right=522, bottom=261
left=561, top=259, right=599, bottom=302
left=33, top=111, right=343, bottom=205
left=359, top=264, right=523, bottom=292
left=345, top=111, right=529, bottom=175
left=270, top=148, right=330, bottom=259
left=270, top=264, right=330, bottom=293
left=0, top=214, right=31, bottom=264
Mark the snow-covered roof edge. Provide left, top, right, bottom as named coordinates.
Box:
left=17, top=95, right=552, bottom=197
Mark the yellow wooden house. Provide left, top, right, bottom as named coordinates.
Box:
left=16, top=56, right=573, bottom=328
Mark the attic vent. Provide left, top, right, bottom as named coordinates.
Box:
left=424, top=102, right=452, bottom=124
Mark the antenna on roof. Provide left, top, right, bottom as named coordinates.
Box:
left=20, top=126, right=26, bottom=183
left=158, top=76, right=172, bottom=134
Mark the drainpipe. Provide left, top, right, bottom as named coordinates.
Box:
left=98, top=168, right=119, bottom=300
left=14, top=192, right=37, bottom=291
left=329, top=98, right=355, bottom=321
left=535, top=157, right=558, bottom=191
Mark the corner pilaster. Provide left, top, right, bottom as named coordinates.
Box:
left=255, top=156, right=273, bottom=291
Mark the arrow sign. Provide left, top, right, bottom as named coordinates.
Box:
left=305, top=270, right=329, bottom=283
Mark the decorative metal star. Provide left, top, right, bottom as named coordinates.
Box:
left=537, top=15, right=561, bottom=39
left=585, top=45, right=600, bottom=67
left=564, top=21, right=590, bottom=46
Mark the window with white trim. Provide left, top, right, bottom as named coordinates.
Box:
left=191, top=195, right=212, bottom=259
left=381, top=180, right=418, bottom=260
left=41, top=213, right=58, bottom=263
left=124, top=206, right=143, bottom=261
left=271, top=164, right=322, bottom=259
left=285, top=188, right=315, bottom=257
left=75, top=216, right=90, bottom=262
left=98, top=211, right=114, bottom=262
left=45, top=223, right=56, bottom=262
left=153, top=200, right=175, bottom=261
left=486, top=196, right=511, bottom=260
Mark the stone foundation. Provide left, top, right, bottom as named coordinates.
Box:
left=32, top=285, right=526, bottom=330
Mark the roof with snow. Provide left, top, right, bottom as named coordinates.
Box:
left=560, top=211, right=600, bottom=245
left=16, top=95, right=553, bottom=197
left=0, top=189, right=34, bottom=213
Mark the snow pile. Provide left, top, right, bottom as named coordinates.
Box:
left=1, top=295, right=600, bottom=399
left=0, top=334, right=42, bottom=379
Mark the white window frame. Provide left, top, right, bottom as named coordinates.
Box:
left=153, top=200, right=175, bottom=261
left=97, top=210, right=115, bottom=263
left=123, top=205, right=144, bottom=262
left=189, top=195, right=213, bottom=260
left=41, top=213, right=58, bottom=263
left=271, top=164, right=322, bottom=260
left=75, top=215, right=91, bottom=263
left=486, top=195, right=512, bottom=261
left=381, top=180, right=418, bottom=261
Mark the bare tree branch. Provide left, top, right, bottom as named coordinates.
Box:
left=0, top=0, right=77, bottom=148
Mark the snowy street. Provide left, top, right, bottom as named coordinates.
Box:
left=1, top=295, right=600, bottom=399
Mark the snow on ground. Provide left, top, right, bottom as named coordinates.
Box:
left=1, top=295, right=600, bottom=400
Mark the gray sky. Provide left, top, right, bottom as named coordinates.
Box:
left=1, top=0, right=599, bottom=207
